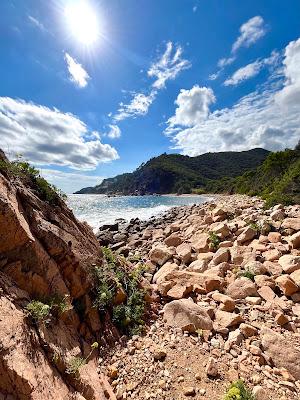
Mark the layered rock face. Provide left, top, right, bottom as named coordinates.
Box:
left=0, top=152, right=116, bottom=399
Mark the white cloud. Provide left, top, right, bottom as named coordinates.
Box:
left=40, top=169, right=104, bottom=193
left=107, top=124, right=121, bottom=139
left=114, top=91, right=156, bottom=121
left=166, top=86, right=215, bottom=132
left=165, top=38, right=300, bottom=155
left=232, top=16, right=267, bottom=53
left=211, top=16, right=267, bottom=80
left=113, top=42, right=190, bottom=122
left=28, top=15, right=46, bottom=32
left=224, top=51, right=280, bottom=86
left=148, top=42, right=191, bottom=90
left=64, top=53, right=90, bottom=88
left=0, top=97, right=119, bottom=169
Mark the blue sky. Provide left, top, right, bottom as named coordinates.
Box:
left=1, top=0, right=300, bottom=192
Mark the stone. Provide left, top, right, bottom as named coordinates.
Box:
left=290, top=269, right=300, bottom=286
left=264, top=261, right=282, bottom=276
left=240, top=323, right=258, bottom=337
left=257, top=286, right=276, bottom=302
left=206, top=357, right=218, bottom=377
left=268, top=232, right=282, bottom=243
left=230, top=246, right=256, bottom=266
left=225, top=329, right=243, bottom=350
left=290, top=231, right=300, bottom=249
left=212, top=248, right=230, bottom=265
left=176, top=243, right=192, bottom=264
left=270, top=209, right=285, bottom=221
left=237, top=227, right=257, bottom=244
left=187, top=259, right=208, bottom=273
left=226, top=277, right=257, bottom=299
left=107, top=365, right=119, bottom=379
left=263, top=249, right=281, bottom=262
left=245, top=261, right=267, bottom=275
left=278, top=255, right=300, bottom=273
left=152, top=348, right=167, bottom=361
left=282, top=218, right=300, bottom=231
left=191, top=233, right=210, bottom=253
left=153, top=262, right=178, bottom=284
left=275, top=312, right=289, bottom=326
left=261, top=328, right=300, bottom=380
left=149, top=245, right=173, bottom=266
left=253, top=386, right=267, bottom=400
left=211, top=292, right=235, bottom=312
left=275, top=275, right=298, bottom=296
left=164, top=233, right=182, bottom=247
left=183, top=387, right=196, bottom=396
left=212, top=223, right=230, bottom=239
left=254, top=275, right=275, bottom=289
left=163, top=299, right=213, bottom=332
left=245, top=296, right=261, bottom=305
left=214, top=310, right=244, bottom=328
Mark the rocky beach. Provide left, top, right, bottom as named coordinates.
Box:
left=97, top=194, right=300, bottom=400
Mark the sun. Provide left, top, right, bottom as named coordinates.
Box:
left=65, top=1, right=99, bottom=46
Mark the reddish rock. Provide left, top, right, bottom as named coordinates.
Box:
left=176, top=243, right=192, bottom=264
left=226, top=277, right=257, bottom=299
left=164, top=233, right=182, bottom=247
left=282, top=218, right=300, bottom=231
left=214, top=310, right=244, bottom=328
left=290, top=231, right=300, bottom=249
left=258, top=286, right=276, bottom=302
left=275, top=275, right=298, bottom=296
left=278, top=255, right=300, bottom=274
left=268, top=232, right=282, bottom=243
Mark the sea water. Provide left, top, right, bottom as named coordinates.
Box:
left=67, top=194, right=212, bottom=232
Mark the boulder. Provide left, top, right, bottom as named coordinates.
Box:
left=270, top=209, right=285, bottom=221
left=275, top=275, right=298, bottom=296
left=290, top=269, right=300, bottom=286
left=226, top=277, right=257, bottom=299
left=163, top=299, right=213, bottom=332
left=164, top=233, right=182, bottom=247
left=230, top=246, right=256, bottom=266
left=290, top=231, right=300, bottom=249
left=212, top=248, right=230, bottom=265
left=149, top=245, right=173, bottom=266
left=211, top=292, right=235, bottom=312
left=261, top=328, right=300, bottom=380
left=278, top=255, right=300, bottom=274
left=176, top=243, right=192, bottom=264
left=268, top=232, right=282, bottom=243
left=153, top=262, right=178, bottom=284
left=214, top=310, right=244, bottom=328
left=237, top=227, right=257, bottom=244
left=206, top=357, right=218, bottom=377
left=191, top=233, right=210, bottom=253
left=282, top=218, right=300, bottom=231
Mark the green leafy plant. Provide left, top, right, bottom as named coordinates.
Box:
left=238, top=269, right=256, bottom=282
left=48, top=294, right=70, bottom=315
left=92, top=247, right=147, bottom=336
left=66, top=342, right=98, bottom=375
left=209, top=232, right=221, bottom=250
left=26, top=300, right=51, bottom=322
left=224, top=380, right=255, bottom=400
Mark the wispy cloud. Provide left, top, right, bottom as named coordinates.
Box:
left=0, top=97, right=119, bottom=169
left=166, top=38, right=300, bottom=155
left=28, top=15, right=46, bottom=32
left=107, top=124, right=121, bottom=139
left=224, top=51, right=280, bottom=86
left=113, top=42, right=190, bottom=122
left=64, top=53, right=90, bottom=88
left=148, top=42, right=191, bottom=90
left=209, top=16, right=267, bottom=80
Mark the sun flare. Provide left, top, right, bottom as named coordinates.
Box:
left=65, top=1, right=99, bottom=45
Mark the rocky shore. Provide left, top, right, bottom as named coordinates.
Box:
left=98, top=195, right=300, bottom=400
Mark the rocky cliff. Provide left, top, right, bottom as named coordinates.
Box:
left=0, top=150, right=116, bottom=399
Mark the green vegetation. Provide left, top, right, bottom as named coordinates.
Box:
left=26, top=294, right=69, bottom=323
left=209, top=232, right=221, bottom=250
left=92, top=247, right=147, bottom=335
left=0, top=156, right=66, bottom=204
left=26, top=300, right=51, bottom=322
left=65, top=342, right=98, bottom=375
left=238, top=269, right=256, bottom=282
left=223, top=380, right=255, bottom=400
left=76, top=148, right=269, bottom=195
left=208, top=144, right=300, bottom=207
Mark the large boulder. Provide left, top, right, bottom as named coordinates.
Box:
left=261, top=328, right=300, bottom=380
left=149, top=245, right=173, bottom=266
left=282, top=218, right=300, bottom=231
left=278, top=255, right=300, bottom=273
left=163, top=299, right=213, bottom=332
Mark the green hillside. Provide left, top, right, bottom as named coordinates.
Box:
left=76, top=148, right=269, bottom=195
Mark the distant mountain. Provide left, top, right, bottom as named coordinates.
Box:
left=75, top=148, right=270, bottom=195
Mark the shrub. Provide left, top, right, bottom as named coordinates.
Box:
left=26, top=300, right=51, bottom=322
left=224, top=380, right=255, bottom=400
left=209, top=232, right=221, bottom=250
left=238, top=269, right=256, bottom=282
left=65, top=356, right=86, bottom=375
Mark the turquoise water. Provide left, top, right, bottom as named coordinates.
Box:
left=67, top=194, right=212, bottom=231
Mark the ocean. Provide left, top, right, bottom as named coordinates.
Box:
left=67, top=194, right=212, bottom=232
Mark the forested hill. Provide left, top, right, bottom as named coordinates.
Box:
left=75, top=148, right=269, bottom=195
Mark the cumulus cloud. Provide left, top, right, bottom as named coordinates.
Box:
left=64, top=53, right=90, bottom=88
left=210, top=16, right=267, bottom=80
left=165, top=38, right=300, bottom=155
left=148, top=42, right=191, bottom=90
left=166, top=86, right=215, bottom=132
left=107, top=124, right=121, bottom=139
left=224, top=51, right=280, bottom=86
left=114, top=91, right=156, bottom=121
left=0, top=97, right=119, bottom=169
left=41, top=169, right=104, bottom=193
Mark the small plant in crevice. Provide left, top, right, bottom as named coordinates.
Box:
left=223, top=380, right=255, bottom=400
left=238, top=269, right=256, bottom=282
left=65, top=342, right=98, bottom=375
left=209, top=231, right=221, bottom=250
left=92, top=247, right=147, bottom=336
left=26, top=300, right=51, bottom=322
